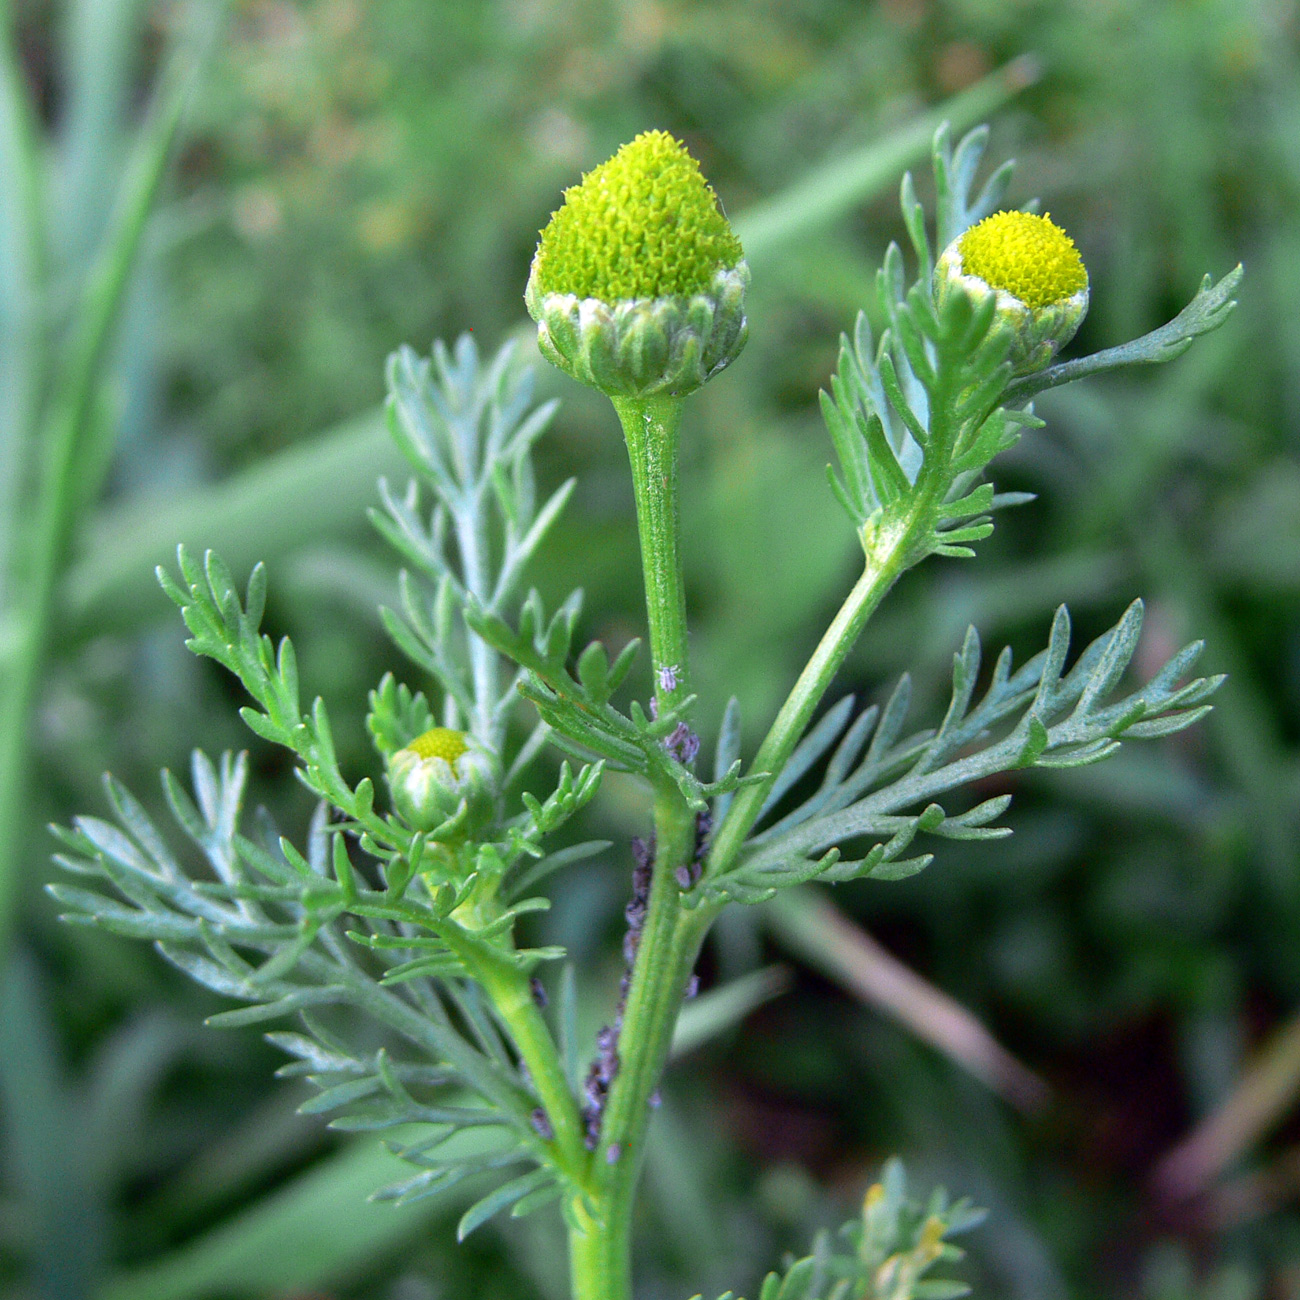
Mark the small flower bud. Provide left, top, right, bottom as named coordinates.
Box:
left=934, top=210, right=1089, bottom=375
left=387, top=727, right=498, bottom=837
left=525, top=130, right=749, bottom=398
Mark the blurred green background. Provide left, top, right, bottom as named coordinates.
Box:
left=0, top=0, right=1294, bottom=1297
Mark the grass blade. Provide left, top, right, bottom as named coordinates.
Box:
left=765, top=887, right=1049, bottom=1112
left=734, top=57, right=1039, bottom=266
left=97, top=1133, right=489, bottom=1300
left=0, top=2, right=44, bottom=607
left=64, top=409, right=398, bottom=627
left=0, top=1, right=223, bottom=947
left=670, top=966, right=792, bottom=1059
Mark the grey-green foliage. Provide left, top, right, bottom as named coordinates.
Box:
left=700, top=124, right=1233, bottom=905
left=820, top=124, right=1240, bottom=560
left=49, top=748, right=575, bottom=1225
left=375, top=336, right=759, bottom=814
left=1003, top=266, right=1243, bottom=405
left=703, top=600, right=1222, bottom=904
left=374, top=336, right=567, bottom=750
left=693, top=1159, right=983, bottom=1300
left=466, top=592, right=760, bottom=812
left=49, top=119, right=1241, bottom=1296
left=51, top=336, right=605, bottom=1237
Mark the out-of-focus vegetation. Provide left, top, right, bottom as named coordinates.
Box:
left=0, top=0, right=1294, bottom=1298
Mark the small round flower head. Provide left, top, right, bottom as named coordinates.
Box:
left=934, top=210, right=1089, bottom=375
left=525, top=130, right=749, bottom=398
left=388, top=727, right=498, bottom=837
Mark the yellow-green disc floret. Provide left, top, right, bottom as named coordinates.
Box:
left=533, top=130, right=744, bottom=303
left=958, top=211, right=1087, bottom=309
left=405, top=727, right=467, bottom=767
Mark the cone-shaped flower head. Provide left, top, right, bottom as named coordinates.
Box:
left=935, top=210, right=1089, bottom=375
left=526, top=130, right=749, bottom=397
left=387, top=727, right=499, bottom=838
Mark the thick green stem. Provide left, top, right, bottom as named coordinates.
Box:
left=566, top=394, right=709, bottom=1300
left=445, top=868, right=587, bottom=1178
left=569, top=804, right=712, bottom=1300
left=568, top=1197, right=632, bottom=1300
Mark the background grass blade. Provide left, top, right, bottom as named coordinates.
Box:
left=734, top=56, right=1040, bottom=266
left=1154, top=1007, right=1300, bottom=1202
left=64, top=409, right=395, bottom=628
left=56, top=0, right=148, bottom=271
left=766, top=887, right=1050, bottom=1112
left=0, top=0, right=221, bottom=946
left=0, top=953, right=106, bottom=1300
left=0, top=2, right=44, bottom=612
left=670, top=965, right=793, bottom=1059
left=97, top=1134, right=477, bottom=1300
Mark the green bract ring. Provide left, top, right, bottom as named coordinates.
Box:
left=525, top=260, right=749, bottom=398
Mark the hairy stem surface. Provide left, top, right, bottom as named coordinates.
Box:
left=568, top=812, right=712, bottom=1300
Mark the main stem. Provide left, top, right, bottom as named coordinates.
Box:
left=566, top=395, right=709, bottom=1300
left=569, top=857, right=712, bottom=1300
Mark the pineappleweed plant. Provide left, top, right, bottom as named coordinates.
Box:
left=52, top=126, right=1241, bottom=1300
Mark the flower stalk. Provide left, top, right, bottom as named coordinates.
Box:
left=704, top=550, right=907, bottom=879
left=612, top=395, right=691, bottom=715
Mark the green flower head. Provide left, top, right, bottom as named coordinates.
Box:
left=935, top=210, right=1089, bottom=375
left=532, top=130, right=744, bottom=301
left=526, top=131, right=749, bottom=398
